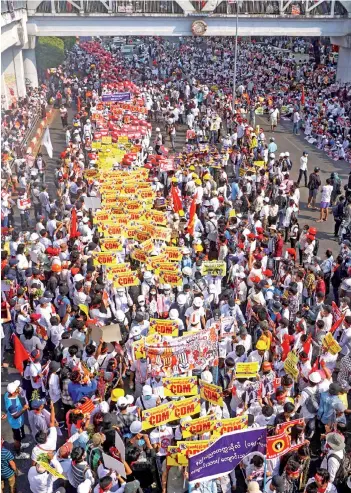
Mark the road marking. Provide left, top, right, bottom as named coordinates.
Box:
left=282, top=134, right=302, bottom=151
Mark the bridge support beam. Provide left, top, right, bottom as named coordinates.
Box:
left=23, top=36, right=38, bottom=88
left=332, top=35, right=351, bottom=83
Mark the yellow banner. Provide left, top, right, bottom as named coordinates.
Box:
left=112, top=273, right=140, bottom=288
left=176, top=440, right=212, bottom=465
left=92, top=141, right=102, bottom=149
left=199, top=379, right=223, bottom=407
left=170, top=396, right=201, bottom=421
left=181, top=414, right=217, bottom=438
left=212, top=416, right=248, bottom=436
left=37, top=461, right=66, bottom=479
left=102, top=135, right=112, bottom=144
left=145, top=210, right=167, bottom=226
left=149, top=318, right=179, bottom=337
left=166, top=447, right=184, bottom=467
left=201, top=261, right=227, bottom=277
left=163, top=246, right=183, bottom=262
left=322, top=332, right=341, bottom=355
left=93, top=253, right=119, bottom=266
left=235, top=362, right=260, bottom=379
left=284, top=352, right=299, bottom=380
left=139, top=239, right=154, bottom=255
left=100, top=238, right=123, bottom=252
left=159, top=272, right=182, bottom=287
left=130, top=249, right=148, bottom=263
left=163, top=376, right=198, bottom=398
left=142, top=401, right=174, bottom=430
left=145, top=255, right=168, bottom=271
left=158, top=262, right=179, bottom=273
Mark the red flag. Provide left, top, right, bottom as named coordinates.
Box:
left=301, top=86, right=305, bottom=105
left=330, top=315, right=345, bottom=334
left=171, top=185, right=183, bottom=213
left=70, top=208, right=79, bottom=238
left=281, top=334, right=291, bottom=361
left=12, top=334, right=30, bottom=373
left=309, top=357, right=320, bottom=375
left=266, top=432, right=291, bottom=459
left=302, top=333, right=312, bottom=355
left=187, top=194, right=197, bottom=236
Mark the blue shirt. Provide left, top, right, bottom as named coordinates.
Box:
left=4, top=393, right=24, bottom=429
left=268, top=142, right=278, bottom=154
left=1, top=448, right=15, bottom=479
left=68, top=379, right=97, bottom=404
left=231, top=182, right=239, bottom=200
left=317, top=391, right=342, bottom=424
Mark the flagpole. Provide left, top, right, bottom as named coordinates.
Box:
left=263, top=455, right=268, bottom=492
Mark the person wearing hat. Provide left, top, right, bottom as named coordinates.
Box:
left=320, top=432, right=346, bottom=483
left=114, top=396, right=138, bottom=438
left=248, top=339, right=269, bottom=365
left=4, top=380, right=30, bottom=459
left=135, top=384, right=159, bottom=412
left=247, top=481, right=262, bottom=493
left=28, top=452, right=65, bottom=493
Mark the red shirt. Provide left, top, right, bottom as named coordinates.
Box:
left=274, top=237, right=284, bottom=258
left=315, top=279, right=326, bottom=294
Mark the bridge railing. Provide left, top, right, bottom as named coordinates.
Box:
left=35, top=0, right=184, bottom=14
left=1, top=0, right=27, bottom=13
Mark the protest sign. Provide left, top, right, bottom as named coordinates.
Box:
left=102, top=92, right=131, bottom=102
left=177, top=440, right=213, bottom=465
left=166, top=446, right=184, bottom=466
left=212, top=416, right=248, bottom=436
left=163, top=246, right=183, bottom=262
left=284, top=352, right=299, bottom=380
left=112, top=273, right=140, bottom=288
left=170, top=396, right=201, bottom=421
left=188, top=427, right=267, bottom=482
left=266, top=431, right=291, bottom=459
left=163, top=376, right=198, bottom=397
left=37, top=462, right=66, bottom=479
left=182, top=415, right=217, bottom=438
left=322, top=332, right=341, bottom=355
left=92, top=252, right=119, bottom=266
left=276, top=418, right=305, bottom=436
left=115, top=431, right=126, bottom=461
left=158, top=273, right=183, bottom=286
left=199, top=380, right=223, bottom=407
left=235, top=362, right=259, bottom=379
left=90, top=323, right=122, bottom=344
left=145, top=326, right=218, bottom=375
left=102, top=452, right=126, bottom=477
left=100, top=238, right=123, bottom=252
left=149, top=318, right=179, bottom=337
left=201, top=261, right=226, bottom=277
left=142, top=401, right=174, bottom=430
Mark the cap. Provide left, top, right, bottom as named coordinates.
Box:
left=7, top=380, right=20, bottom=394
left=130, top=421, right=143, bottom=434
left=142, top=385, right=153, bottom=396
left=117, top=396, right=128, bottom=408
left=256, top=340, right=267, bottom=350
left=31, top=398, right=46, bottom=410
left=308, top=371, right=322, bottom=383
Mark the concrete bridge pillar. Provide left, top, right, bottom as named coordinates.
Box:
left=331, top=35, right=351, bottom=84
left=23, top=36, right=38, bottom=88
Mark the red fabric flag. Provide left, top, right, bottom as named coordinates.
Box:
left=330, top=315, right=345, bottom=334
left=171, top=185, right=183, bottom=213
left=12, top=334, right=30, bottom=373
left=301, top=85, right=305, bottom=105
left=309, top=357, right=320, bottom=375
left=266, top=432, right=291, bottom=459
left=187, top=194, right=197, bottom=236
left=302, top=333, right=312, bottom=355
left=70, top=208, right=79, bottom=238
left=281, top=334, right=291, bottom=361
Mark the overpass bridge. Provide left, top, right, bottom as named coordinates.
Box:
left=2, top=0, right=351, bottom=106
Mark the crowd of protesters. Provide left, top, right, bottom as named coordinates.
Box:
left=1, top=36, right=351, bottom=493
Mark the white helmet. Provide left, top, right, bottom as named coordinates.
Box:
left=163, top=284, right=171, bottom=291
left=130, top=421, right=143, bottom=434
left=169, top=309, right=179, bottom=320
left=182, top=267, right=192, bottom=277
left=144, top=271, right=152, bottom=280
left=285, top=152, right=290, bottom=157
left=269, top=153, right=275, bottom=158
left=156, top=127, right=160, bottom=132
left=193, top=297, right=203, bottom=308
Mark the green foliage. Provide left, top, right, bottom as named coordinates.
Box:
left=60, top=37, right=77, bottom=52
left=35, top=36, right=65, bottom=73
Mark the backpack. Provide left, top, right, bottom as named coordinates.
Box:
left=313, top=238, right=319, bottom=256
left=327, top=452, right=351, bottom=485
left=304, top=388, right=320, bottom=414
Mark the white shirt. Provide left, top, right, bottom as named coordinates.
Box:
left=149, top=426, right=174, bottom=456
left=28, top=457, right=63, bottom=493
left=299, top=156, right=308, bottom=171
left=31, top=427, right=58, bottom=461
left=321, top=448, right=344, bottom=482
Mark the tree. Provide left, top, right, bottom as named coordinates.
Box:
left=60, top=37, right=77, bottom=52
left=35, top=36, right=65, bottom=74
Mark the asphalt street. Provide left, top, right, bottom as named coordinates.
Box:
left=1, top=105, right=349, bottom=492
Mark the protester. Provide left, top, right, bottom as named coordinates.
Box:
left=1, top=36, right=351, bottom=493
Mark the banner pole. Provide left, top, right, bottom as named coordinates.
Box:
left=263, top=455, right=267, bottom=492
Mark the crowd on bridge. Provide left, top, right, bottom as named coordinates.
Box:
left=1, top=36, right=351, bottom=493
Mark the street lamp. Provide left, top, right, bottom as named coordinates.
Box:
left=232, top=0, right=243, bottom=112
